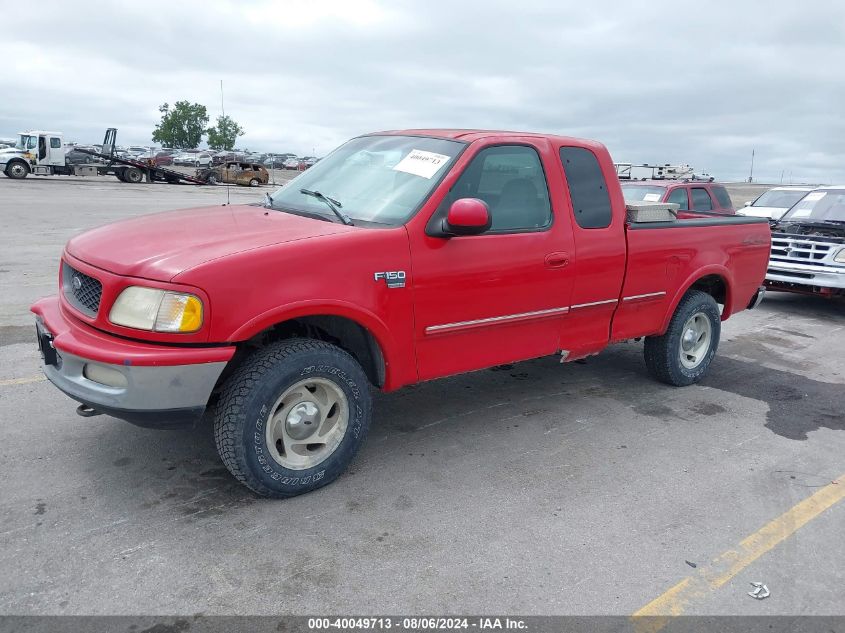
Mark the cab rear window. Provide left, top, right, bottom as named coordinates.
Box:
left=711, top=185, right=733, bottom=209
left=560, top=147, right=612, bottom=229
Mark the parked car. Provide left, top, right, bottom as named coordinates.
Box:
left=198, top=161, right=269, bottom=186
left=136, top=151, right=174, bottom=167
left=283, top=157, right=301, bottom=170
left=172, top=152, right=196, bottom=166
left=620, top=180, right=735, bottom=217
left=211, top=151, right=246, bottom=165
left=765, top=186, right=845, bottom=298
left=737, top=186, right=815, bottom=220
left=64, top=148, right=96, bottom=165
left=32, top=129, right=770, bottom=499
left=193, top=152, right=213, bottom=167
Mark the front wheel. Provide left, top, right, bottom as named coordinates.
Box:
left=5, top=161, right=29, bottom=179
left=643, top=290, right=721, bottom=386
left=214, top=338, right=372, bottom=498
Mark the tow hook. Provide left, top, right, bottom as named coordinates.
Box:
left=76, top=404, right=102, bottom=418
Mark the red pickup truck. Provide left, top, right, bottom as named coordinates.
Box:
left=32, top=130, right=771, bottom=498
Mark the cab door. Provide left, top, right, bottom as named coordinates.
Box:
left=47, top=137, right=65, bottom=166
left=408, top=140, right=576, bottom=381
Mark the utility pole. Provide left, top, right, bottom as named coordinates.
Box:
left=748, top=149, right=755, bottom=183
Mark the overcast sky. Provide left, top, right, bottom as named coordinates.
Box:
left=3, top=0, right=844, bottom=182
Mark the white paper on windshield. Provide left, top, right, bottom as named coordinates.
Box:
left=393, top=149, right=450, bottom=179
left=803, top=192, right=826, bottom=202
left=643, top=193, right=662, bottom=202
left=791, top=208, right=812, bottom=218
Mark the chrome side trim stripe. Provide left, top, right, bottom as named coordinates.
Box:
left=622, top=291, right=667, bottom=302
left=570, top=299, right=618, bottom=310
left=425, top=306, right=570, bottom=335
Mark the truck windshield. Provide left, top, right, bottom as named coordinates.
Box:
left=16, top=135, right=37, bottom=150
left=267, top=135, right=465, bottom=226
left=780, top=190, right=845, bottom=223
left=620, top=184, right=666, bottom=202
left=752, top=189, right=809, bottom=209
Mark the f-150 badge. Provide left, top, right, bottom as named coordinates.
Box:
left=374, top=271, right=406, bottom=288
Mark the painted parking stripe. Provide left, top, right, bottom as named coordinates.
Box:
left=632, top=471, right=845, bottom=631
left=0, top=375, right=46, bottom=387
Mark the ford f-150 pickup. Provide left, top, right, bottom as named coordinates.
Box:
left=765, top=186, right=845, bottom=297
left=32, top=130, right=771, bottom=498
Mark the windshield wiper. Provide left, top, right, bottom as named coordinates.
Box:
left=299, top=189, right=354, bottom=226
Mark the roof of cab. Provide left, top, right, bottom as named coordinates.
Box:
left=369, top=129, right=606, bottom=147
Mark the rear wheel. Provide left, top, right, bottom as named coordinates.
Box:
left=5, top=161, right=29, bottom=179
left=643, top=290, right=721, bottom=386
left=124, top=167, right=143, bottom=183
left=214, top=338, right=372, bottom=498
left=207, top=173, right=218, bottom=184
left=249, top=178, right=259, bottom=187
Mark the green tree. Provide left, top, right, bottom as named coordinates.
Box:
left=206, top=115, right=245, bottom=150
left=151, top=101, right=208, bottom=149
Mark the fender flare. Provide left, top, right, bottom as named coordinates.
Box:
left=228, top=299, right=402, bottom=387
left=660, top=265, right=734, bottom=333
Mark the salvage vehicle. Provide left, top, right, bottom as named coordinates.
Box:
left=621, top=180, right=735, bottom=217
left=197, top=161, right=269, bottom=186
left=31, top=130, right=770, bottom=498
left=766, top=186, right=845, bottom=297
left=737, top=186, right=815, bottom=220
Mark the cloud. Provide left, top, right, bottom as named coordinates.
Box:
left=1, top=0, right=843, bottom=182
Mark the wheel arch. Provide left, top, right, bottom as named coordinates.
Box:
left=661, top=267, right=733, bottom=333
left=225, top=303, right=399, bottom=390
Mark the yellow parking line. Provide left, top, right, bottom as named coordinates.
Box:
left=633, top=472, right=845, bottom=632
left=0, top=375, right=46, bottom=387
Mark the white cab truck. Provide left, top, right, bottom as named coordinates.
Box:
left=0, top=130, right=146, bottom=182
left=766, top=186, right=845, bottom=298
left=738, top=186, right=815, bottom=221
left=1, top=129, right=204, bottom=184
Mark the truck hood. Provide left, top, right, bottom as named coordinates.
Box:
left=66, top=204, right=353, bottom=281
left=738, top=205, right=787, bottom=219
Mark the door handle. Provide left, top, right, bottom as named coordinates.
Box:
left=545, top=252, right=570, bottom=268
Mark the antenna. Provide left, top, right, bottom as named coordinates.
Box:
left=220, top=79, right=230, bottom=206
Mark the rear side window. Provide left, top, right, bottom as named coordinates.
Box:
left=50, top=138, right=61, bottom=149
left=666, top=188, right=689, bottom=210
left=691, top=187, right=713, bottom=211
left=559, top=147, right=612, bottom=228
left=711, top=185, right=733, bottom=210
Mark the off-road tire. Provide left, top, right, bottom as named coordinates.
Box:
left=214, top=338, right=372, bottom=498
left=5, top=160, right=29, bottom=179
left=643, top=290, right=721, bottom=386
left=124, top=167, right=143, bottom=183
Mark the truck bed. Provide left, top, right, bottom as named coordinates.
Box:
left=613, top=215, right=771, bottom=341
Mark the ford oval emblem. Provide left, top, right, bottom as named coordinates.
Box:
left=72, top=276, right=83, bottom=290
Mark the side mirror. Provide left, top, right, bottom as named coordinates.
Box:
left=744, top=201, right=752, bottom=207
left=442, top=198, right=491, bottom=236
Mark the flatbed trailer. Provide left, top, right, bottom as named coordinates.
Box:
left=1, top=128, right=205, bottom=185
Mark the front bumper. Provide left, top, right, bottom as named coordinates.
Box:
left=766, top=264, right=845, bottom=292
left=32, top=296, right=235, bottom=429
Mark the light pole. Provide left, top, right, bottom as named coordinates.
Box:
left=748, top=149, right=755, bottom=183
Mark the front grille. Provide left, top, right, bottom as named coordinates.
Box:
left=62, top=262, right=102, bottom=317
left=770, top=237, right=833, bottom=262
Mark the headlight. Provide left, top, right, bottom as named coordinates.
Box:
left=835, top=248, right=845, bottom=264
left=109, top=286, right=203, bottom=333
